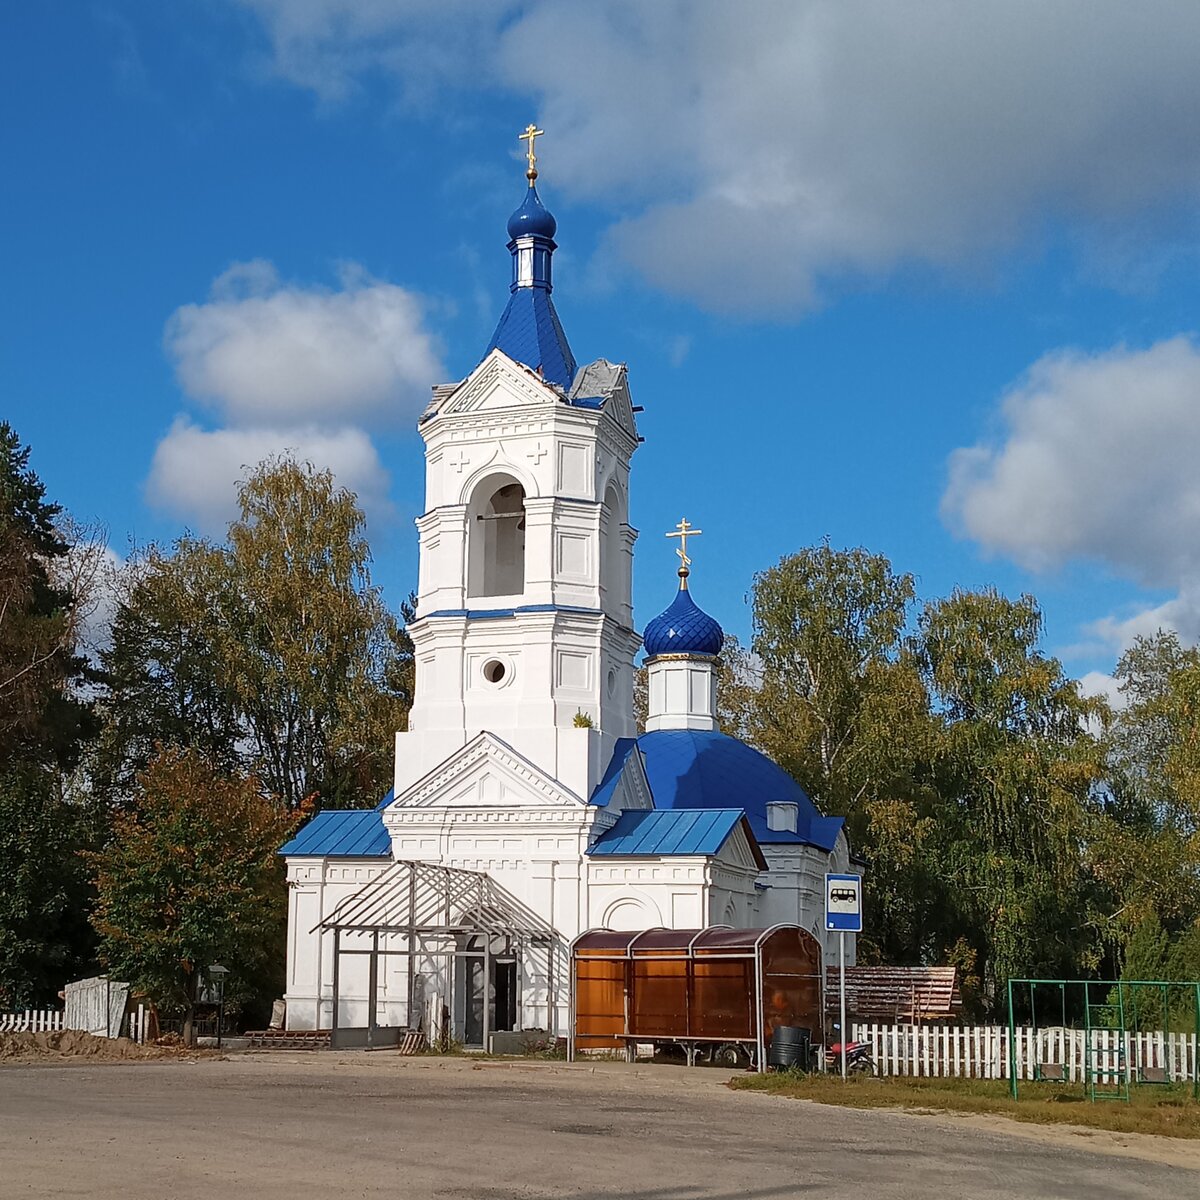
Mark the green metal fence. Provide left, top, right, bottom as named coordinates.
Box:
left=1007, top=978, right=1200, bottom=1102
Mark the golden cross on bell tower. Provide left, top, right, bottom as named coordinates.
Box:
left=519, top=123, right=545, bottom=183
left=666, top=517, right=703, bottom=584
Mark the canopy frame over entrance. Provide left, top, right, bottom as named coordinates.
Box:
left=314, top=859, right=556, bottom=1049
left=569, top=924, right=824, bottom=1068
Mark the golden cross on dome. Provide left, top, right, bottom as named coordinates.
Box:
left=666, top=517, right=702, bottom=582
left=519, top=123, right=545, bottom=182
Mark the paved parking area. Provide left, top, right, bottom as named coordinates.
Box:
left=2, top=1053, right=1197, bottom=1199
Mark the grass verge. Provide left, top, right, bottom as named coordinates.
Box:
left=729, top=1071, right=1200, bottom=1140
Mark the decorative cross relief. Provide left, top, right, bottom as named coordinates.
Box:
left=527, top=441, right=547, bottom=465
left=448, top=450, right=470, bottom=474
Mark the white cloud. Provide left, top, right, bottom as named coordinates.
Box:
left=148, top=259, right=439, bottom=532
left=1077, top=670, right=1126, bottom=714
left=943, top=337, right=1200, bottom=586
left=945, top=336, right=1200, bottom=662
left=164, top=260, right=444, bottom=425
left=237, top=0, right=501, bottom=103
left=236, top=0, right=1200, bottom=313
left=146, top=418, right=391, bottom=536
left=1084, top=587, right=1200, bottom=656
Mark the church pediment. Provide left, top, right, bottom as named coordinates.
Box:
left=718, top=821, right=767, bottom=872
left=438, top=349, right=563, bottom=417
left=387, top=731, right=585, bottom=813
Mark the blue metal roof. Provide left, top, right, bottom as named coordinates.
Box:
left=484, top=287, right=576, bottom=391
left=279, top=808, right=391, bottom=858
left=589, top=737, right=640, bottom=808
left=589, top=808, right=764, bottom=866
left=643, top=582, right=724, bottom=658
left=629, top=729, right=843, bottom=852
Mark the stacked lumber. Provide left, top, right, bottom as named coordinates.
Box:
left=825, top=966, right=961, bottom=1023
left=245, top=1028, right=332, bottom=1049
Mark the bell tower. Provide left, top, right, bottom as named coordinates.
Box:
left=394, top=131, right=642, bottom=803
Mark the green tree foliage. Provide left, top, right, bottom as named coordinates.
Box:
left=0, top=425, right=102, bottom=1004
left=919, top=587, right=1104, bottom=1006
left=89, top=747, right=298, bottom=1042
left=744, top=545, right=1107, bottom=1014
left=0, top=423, right=95, bottom=768
left=99, top=457, right=413, bottom=810
left=749, top=543, right=918, bottom=811
left=747, top=545, right=941, bottom=967
left=0, top=762, right=100, bottom=1007
left=1095, top=634, right=1200, bottom=937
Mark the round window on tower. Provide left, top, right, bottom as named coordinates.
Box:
left=482, top=658, right=508, bottom=686
left=607, top=668, right=617, bottom=698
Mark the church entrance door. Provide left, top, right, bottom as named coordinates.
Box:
left=459, top=936, right=519, bottom=1047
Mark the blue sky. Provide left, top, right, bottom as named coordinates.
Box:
left=6, top=2, right=1200, bottom=695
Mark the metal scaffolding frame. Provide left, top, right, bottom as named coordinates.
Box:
left=313, top=860, right=557, bottom=1049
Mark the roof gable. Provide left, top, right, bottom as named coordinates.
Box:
left=589, top=738, right=653, bottom=812
left=436, top=349, right=564, bottom=418
left=387, top=730, right=585, bottom=812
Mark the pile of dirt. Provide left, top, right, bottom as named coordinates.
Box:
left=0, top=1030, right=195, bottom=1062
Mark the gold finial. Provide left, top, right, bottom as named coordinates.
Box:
left=519, top=123, right=545, bottom=183
left=666, top=517, right=703, bottom=584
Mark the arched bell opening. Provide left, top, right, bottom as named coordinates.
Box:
left=467, top=474, right=526, bottom=598
left=600, top=480, right=627, bottom=616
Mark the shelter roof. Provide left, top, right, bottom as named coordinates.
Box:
left=573, top=924, right=819, bottom=958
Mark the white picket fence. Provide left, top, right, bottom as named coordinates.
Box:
left=852, top=1023, right=1199, bottom=1083
left=127, top=1004, right=150, bottom=1043
left=0, top=1009, right=65, bottom=1034
left=1, top=1004, right=151, bottom=1042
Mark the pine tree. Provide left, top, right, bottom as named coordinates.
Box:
left=0, top=422, right=95, bottom=768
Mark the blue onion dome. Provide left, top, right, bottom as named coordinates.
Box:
left=642, top=583, right=725, bottom=658
left=507, top=184, right=557, bottom=240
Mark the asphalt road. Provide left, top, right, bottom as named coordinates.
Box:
left=1, top=1054, right=1196, bottom=1199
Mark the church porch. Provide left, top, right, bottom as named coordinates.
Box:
left=313, top=859, right=560, bottom=1050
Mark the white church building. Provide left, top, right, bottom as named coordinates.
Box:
left=280, top=134, right=854, bottom=1047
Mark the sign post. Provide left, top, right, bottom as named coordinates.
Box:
left=825, top=873, right=863, bottom=1081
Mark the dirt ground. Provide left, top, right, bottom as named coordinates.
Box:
left=0, top=1030, right=205, bottom=1062
left=2, top=1051, right=1198, bottom=1199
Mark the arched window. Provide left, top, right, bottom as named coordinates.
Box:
left=468, top=475, right=526, bottom=598
left=601, top=481, right=626, bottom=616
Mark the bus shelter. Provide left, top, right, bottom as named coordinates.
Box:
left=569, top=924, right=823, bottom=1068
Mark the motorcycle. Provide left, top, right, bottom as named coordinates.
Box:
left=824, top=1039, right=876, bottom=1075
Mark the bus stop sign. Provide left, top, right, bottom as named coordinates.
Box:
left=825, top=873, right=863, bottom=933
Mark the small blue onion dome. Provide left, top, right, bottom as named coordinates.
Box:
left=507, top=184, right=557, bottom=240
left=642, top=583, right=724, bottom=658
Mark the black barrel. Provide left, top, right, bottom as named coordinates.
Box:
left=768, top=1025, right=812, bottom=1070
